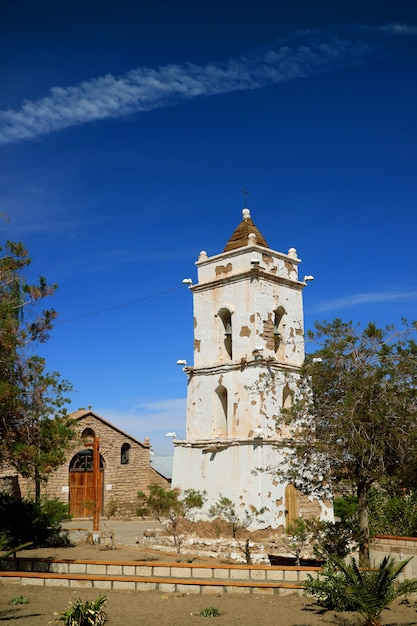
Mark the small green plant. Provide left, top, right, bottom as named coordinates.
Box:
left=105, top=497, right=119, bottom=518
left=52, top=595, right=107, bottom=625
left=208, top=495, right=265, bottom=564
left=8, top=595, right=29, bottom=605
left=199, top=606, right=221, bottom=617
left=279, top=518, right=310, bottom=564
left=303, top=560, right=358, bottom=611
left=136, top=484, right=206, bottom=559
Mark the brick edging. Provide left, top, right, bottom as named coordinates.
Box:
left=373, top=535, right=417, bottom=543
left=0, top=556, right=320, bottom=595
left=0, top=570, right=301, bottom=589
left=2, top=556, right=321, bottom=571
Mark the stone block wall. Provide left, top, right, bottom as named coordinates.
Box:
left=1, top=411, right=170, bottom=515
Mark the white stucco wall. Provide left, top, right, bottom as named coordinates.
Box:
left=173, top=441, right=288, bottom=529
left=192, top=244, right=304, bottom=369
left=172, top=215, right=333, bottom=530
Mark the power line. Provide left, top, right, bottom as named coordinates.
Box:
left=54, top=285, right=185, bottom=326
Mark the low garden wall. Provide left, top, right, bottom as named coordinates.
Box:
left=0, top=557, right=318, bottom=595
left=371, top=535, right=417, bottom=578
left=2, top=534, right=416, bottom=596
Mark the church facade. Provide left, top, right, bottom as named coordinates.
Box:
left=1, top=408, right=169, bottom=517
left=172, top=209, right=332, bottom=530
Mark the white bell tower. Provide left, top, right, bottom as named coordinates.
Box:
left=172, top=208, right=329, bottom=529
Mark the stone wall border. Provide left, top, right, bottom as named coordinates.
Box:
left=0, top=557, right=320, bottom=595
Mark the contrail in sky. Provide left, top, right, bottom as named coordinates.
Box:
left=0, top=26, right=412, bottom=145
left=0, top=35, right=367, bottom=145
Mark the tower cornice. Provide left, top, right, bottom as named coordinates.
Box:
left=196, top=243, right=301, bottom=267
left=190, top=268, right=306, bottom=293
left=172, top=437, right=294, bottom=451
left=186, top=360, right=302, bottom=377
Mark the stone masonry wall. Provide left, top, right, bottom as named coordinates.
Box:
left=3, top=413, right=169, bottom=514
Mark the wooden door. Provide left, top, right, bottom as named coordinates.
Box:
left=285, top=483, right=299, bottom=528
left=69, top=471, right=103, bottom=518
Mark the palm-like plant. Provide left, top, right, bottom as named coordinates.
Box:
left=334, top=555, right=417, bottom=626
left=52, top=596, right=107, bottom=625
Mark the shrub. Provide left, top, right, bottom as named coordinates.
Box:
left=199, top=606, right=221, bottom=617
left=8, top=595, right=29, bottom=605
left=278, top=517, right=352, bottom=564
left=368, top=491, right=417, bottom=537
left=312, top=520, right=352, bottom=559
left=137, top=484, right=206, bottom=559
left=304, top=556, right=417, bottom=625
left=0, top=494, right=71, bottom=549
left=105, top=497, right=119, bottom=518
left=335, top=491, right=417, bottom=539
left=303, top=560, right=359, bottom=611
left=208, top=495, right=265, bottom=564
left=52, top=596, right=107, bottom=625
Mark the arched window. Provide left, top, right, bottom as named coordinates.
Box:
left=69, top=449, right=104, bottom=471
left=81, top=427, right=95, bottom=441
left=274, top=306, right=285, bottom=353
left=70, top=449, right=93, bottom=470
left=121, top=443, right=130, bottom=465
left=214, top=384, right=228, bottom=437
left=218, top=308, right=232, bottom=359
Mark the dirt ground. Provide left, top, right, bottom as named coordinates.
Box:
left=1, top=585, right=417, bottom=625
left=14, top=541, right=217, bottom=563
left=3, top=543, right=417, bottom=625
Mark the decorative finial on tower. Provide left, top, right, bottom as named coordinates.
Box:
left=242, top=208, right=251, bottom=221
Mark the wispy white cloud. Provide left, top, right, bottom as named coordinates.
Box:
left=312, top=290, right=417, bottom=313
left=0, top=35, right=367, bottom=145
left=376, top=23, right=417, bottom=36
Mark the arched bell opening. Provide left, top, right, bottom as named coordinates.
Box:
left=218, top=307, right=233, bottom=360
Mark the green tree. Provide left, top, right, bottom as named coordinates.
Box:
left=0, top=240, right=75, bottom=495
left=281, top=319, right=417, bottom=566
left=208, top=495, right=265, bottom=564
left=137, top=484, right=206, bottom=559
left=10, top=356, right=75, bottom=501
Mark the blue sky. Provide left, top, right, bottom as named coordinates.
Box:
left=1, top=1, right=417, bottom=456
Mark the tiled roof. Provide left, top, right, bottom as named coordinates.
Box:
left=223, top=209, right=268, bottom=252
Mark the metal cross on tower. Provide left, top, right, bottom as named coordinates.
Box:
left=240, top=187, right=251, bottom=207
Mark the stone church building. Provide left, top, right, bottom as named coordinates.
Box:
left=1, top=408, right=169, bottom=517
left=172, top=208, right=332, bottom=530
